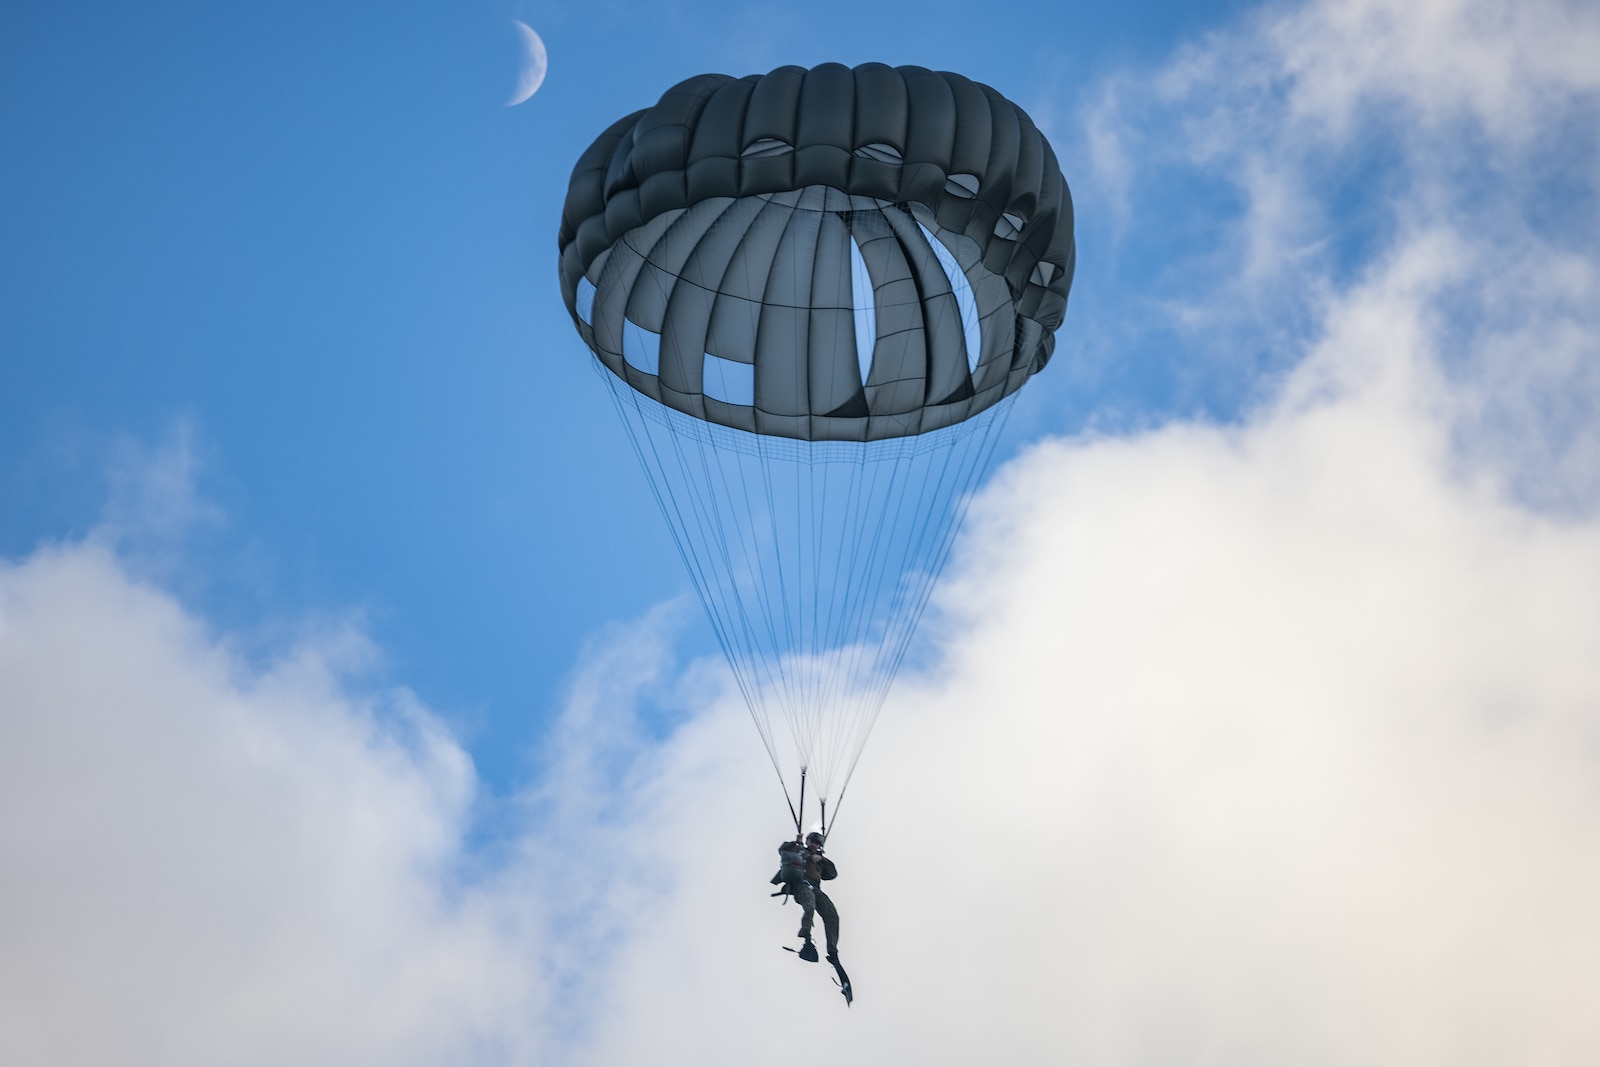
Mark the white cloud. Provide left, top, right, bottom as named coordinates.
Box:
left=1268, top=0, right=1600, bottom=143
left=0, top=544, right=543, bottom=1066
left=564, top=0, right=1600, bottom=1061
left=561, top=240, right=1600, bottom=1065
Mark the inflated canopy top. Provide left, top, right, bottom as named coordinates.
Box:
left=559, top=63, right=1075, bottom=442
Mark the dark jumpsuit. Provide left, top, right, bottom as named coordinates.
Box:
left=772, top=841, right=840, bottom=958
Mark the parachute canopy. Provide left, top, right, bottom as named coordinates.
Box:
left=558, top=63, right=1075, bottom=443
left=558, top=64, right=1075, bottom=831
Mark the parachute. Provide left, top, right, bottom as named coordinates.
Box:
left=558, top=63, right=1075, bottom=834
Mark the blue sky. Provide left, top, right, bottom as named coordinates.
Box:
left=5, top=0, right=1600, bottom=1062
left=3, top=0, right=1265, bottom=792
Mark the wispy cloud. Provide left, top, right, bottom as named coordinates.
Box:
left=1070, top=0, right=1600, bottom=499
left=96, top=421, right=220, bottom=546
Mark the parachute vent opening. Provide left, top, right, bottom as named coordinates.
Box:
left=943, top=173, right=980, bottom=198
left=853, top=143, right=903, bottom=164
left=623, top=319, right=661, bottom=375
left=918, top=222, right=982, bottom=374
left=848, top=236, right=876, bottom=385
left=1031, top=261, right=1058, bottom=287
left=993, top=212, right=1027, bottom=241
left=576, top=277, right=597, bottom=325
left=742, top=138, right=794, bottom=159
left=703, top=352, right=755, bottom=406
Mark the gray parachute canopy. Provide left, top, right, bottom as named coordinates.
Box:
left=558, top=62, right=1075, bottom=442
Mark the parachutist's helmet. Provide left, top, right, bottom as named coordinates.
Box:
left=805, top=831, right=825, bottom=849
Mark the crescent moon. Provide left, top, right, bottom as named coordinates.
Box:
left=507, top=21, right=547, bottom=106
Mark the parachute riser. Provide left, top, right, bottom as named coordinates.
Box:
left=794, top=767, right=806, bottom=838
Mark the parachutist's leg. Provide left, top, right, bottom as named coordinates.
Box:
left=792, top=881, right=817, bottom=941
left=790, top=880, right=821, bottom=962
left=814, top=888, right=839, bottom=959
